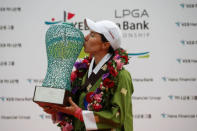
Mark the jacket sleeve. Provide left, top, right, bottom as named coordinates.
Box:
left=82, top=69, right=134, bottom=130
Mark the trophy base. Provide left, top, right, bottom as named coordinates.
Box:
left=33, top=86, right=70, bottom=106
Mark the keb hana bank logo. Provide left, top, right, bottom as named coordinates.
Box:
left=0, top=96, right=32, bottom=102
left=44, top=10, right=88, bottom=58
left=0, top=96, right=5, bottom=102
left=161, top=113, right=197, bottom=119
left=44, top=10, right=88, bottom=31
left=39, top=114, right=51, bottom=120
left=180, top=3, right=197, bottom=9
left=44, top=10, right=150, bottom=59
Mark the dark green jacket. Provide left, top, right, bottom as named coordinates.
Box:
left=74, top=69, right=134, bottom=131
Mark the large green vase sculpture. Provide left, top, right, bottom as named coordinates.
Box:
left=33, top=23, right=84, bottom=105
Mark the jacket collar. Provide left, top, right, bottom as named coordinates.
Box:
left=88, top=53, right=112, bottom=78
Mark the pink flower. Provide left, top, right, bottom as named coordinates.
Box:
left=113, top=54, right=120, bottom=60
left=62, top=122, right=73, bottom=131
left=93, top=94, right=102, bottom=103
left=115, top=59, right=124, bottom=70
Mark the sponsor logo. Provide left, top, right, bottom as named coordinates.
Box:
left=161, top=113, right=197, bottom=119
left=0, top=42, right=22, bottom=48
left=39, top=114, right=51, bottom=119
left=128, top=52, right=150, bottom=58
left=27, top=78, right=43, bottom=84
left=45, top=10, right=75, bottom=25
left=0, top=96, right=32, bottom=102
left=45, top=10, right=89, bottom=31
left=132, top=96, right=161, bottom=100
left=133, top=114, right=152, bottom=119
left=0, top=97, right=5, bottom=101
left=176, top=22, right=197, bottom=27
left=114, top=9, right=150, bottom=38
left=0, top=61, right=15, bottom=66
left=116, top=20, right=149, bottom=30
left=180, top=40, right=197, bottom=45
left=162, top=77, right=196, bottom=82
left=45, top=10, right=150, bottom=56
left=176, top=58, right=197, bottom=64
left=168, top=95, right=197, bottom=100
left=0, top=25, right=14, bottom=31
left=114, top=9, right=149, bottom=18
left=180, top=3, right=197, bottom=8
left=161, top=113, right=166, bottom=118
left=44, top=9, right=151, bottom=39
left=132, top=77, right=153, bottom=82
left=0, top=7, right=21, bottom=12
left=1, top=115, right=31, bottom=120
left=0, top=79, right=19, bottom=84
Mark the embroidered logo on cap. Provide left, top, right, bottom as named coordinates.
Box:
left=108, top=31, right=115, bottom=39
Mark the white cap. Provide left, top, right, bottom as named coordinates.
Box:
left=84, top=18, right=122, bottom=50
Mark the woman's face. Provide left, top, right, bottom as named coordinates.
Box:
left=84, top=31, right=104, bottom=55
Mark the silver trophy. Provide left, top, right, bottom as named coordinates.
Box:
left=33, top=23, right=84, bottom=106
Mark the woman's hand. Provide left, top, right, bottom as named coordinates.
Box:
left=36, top=102, right=56, bottom=114
left=51, top=97, right=79, bottom=116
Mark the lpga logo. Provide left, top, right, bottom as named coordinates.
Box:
left=45, top=10, right=75, bottom=25
left=128, top=52, right=150, bottom=58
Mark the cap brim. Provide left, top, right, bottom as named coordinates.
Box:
left=84, top=18, right=101, bottom=33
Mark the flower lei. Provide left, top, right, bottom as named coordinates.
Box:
left=71, top=48, right=129, bottom=111
left=55, top=112, right=73, bottom=131
left=56, top=48, right=129, bottom=130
